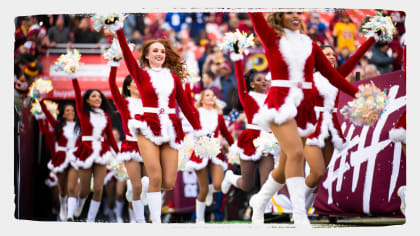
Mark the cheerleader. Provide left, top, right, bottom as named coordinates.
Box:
left=113, top=22, right=203, bottom=223
left=107, top=60, right=149, bottom=223
left=220, top=51, right=274, bottom=198
left=185, top=89, right=234, bottom=224
left=70, top=73, right=120, bottom=222
left=39, top=99, right=81, bottom=221
left=247, top=12, right=359, bottom=226
left=304, top=37, right=376, bottom=210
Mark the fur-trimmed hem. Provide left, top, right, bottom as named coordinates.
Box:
left=306, top=113, right=347, bottom=151
left=185, top=157, right=210, bottom=171
left=237, top=145, right=264, bottom=162
left=104, top=170, right=115, bottom=185
left=297, top=122, right=316, bottom=138
left=117, top=150, right=143, bottom=163
left=389, top=127, right=406, bottom=144
left=76, top=150, right=114, bottom=169
left=47, top=151, right=75, bottom=173
left=44, top=177, right=57, bottom=187
left=252, top=103, right=298, bottom=131
left=211, top=157, right=228, bottom=170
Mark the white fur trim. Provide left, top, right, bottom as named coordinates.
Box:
left=108, top=60, right=120, bottom=67
left=230, top=53, right=244, bottom=62
left=249, top=91, right=267, bottom=107
left=104, top=170, right=115, bottom=185
left=305, top=113, right=348, bottom=151
left=198, top=107, right=219, bottom=134
left=117, top=150, right=143, bottom=163
left=76, top=148, right=115, bottom=169
left=34, top=114, right=46, bottom=120
left=68, top=72, right=77, bottom=79
left=313, top=72, right=338, bottom=110
left=389, top=127, right=406, bottom=144
left=44, top=172, right=58, bottom=187
left=252, top=103, right=298, bottom=131
left=297, top=122, right=316, bottom=138
left=231, top=143, right=264, bottom=162
left=211, top=156, right=228, bottom=170
left=185, top=157, right=210, bottom=171
left=126, top=97, right=143, bottom=120
left=90, top=109, right=107, bottom=139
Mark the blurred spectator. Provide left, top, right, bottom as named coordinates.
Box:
left=15, top=16, right=31, bottom=49
left=186, top=13, right=206, bottom=40
left=48, top=15, right=71, bottom=47
left=73, top=17, right=98, bottom=43
left=337, top=47, right=351, bottom=67
left=307, top=12, right=328, bottom=43
left=198, top=42, right=217, bottom=76
left=164, top=13, right=187, bottom=34
left=363, top=64, right=379, bottom=79
left=192, top=70, right=222, bottom=99
left=308, top=25, right=325, bottom=46
left=23, top=61, right=39, bottom=82
left=388, top=32, right=404, bottom=71
left=217, top=61, right=237, bottom=115
left=333, top=12, right=357, bottom=52
left=129, top=30, right=143, bottom=46
left=26, top=24, right=40, bottom=42
left=237, top=16, right=254, bottom=35
left=227, top=13, right=240, bottom=32
left=369, top=41, right=397, bottom=74
left=123, top=14, right=138, bottom=41
left=14, top=73, right=29, bottom=99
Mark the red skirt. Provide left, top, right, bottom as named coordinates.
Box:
left=186, top=151, right=227, bottom=171
left=73, top=140, right=114, bottom=169
left=117, top=140, right=143, bottom=163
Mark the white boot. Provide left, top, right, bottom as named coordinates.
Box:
left=397, top=185, right=406, bottom=216
left=128, top=207, right=136, bottom=223
left=141, top=176, right=149, bottom=206
left=58, top=195, right=68, bottom=221
left=114, top=200, right=124, bottom=223
left=74, top=197, right=87, bottom=218
left=221, top=170, right=240, bottom=194
left=147, top=192, right=162, bottom=223
left=132, top=200, right=146, bottom=223
left=86, top=200, right=101, bottom=223
left=67, top=197, right=77, bottom=221
left=195, top=200, right=206, bottom=224
left=249, top=174, right=283, bottom=224
left=205, top=184, right=214, bottom=206
left=286, top=177, right=311, bottom=227
left=304, top=184, right=317, bottom=212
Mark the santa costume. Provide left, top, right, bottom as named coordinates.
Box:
left=115, top=25, right=203, bottom=224
left=247, top=12, right=359, bottom=226
left=306, top=37, right=376, bottom=151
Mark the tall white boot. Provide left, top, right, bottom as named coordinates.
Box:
left=114, top=200, right=124, bottom=223
left=58, top=195, right=68, bottom=221
left=86, top=200, right=101, bottom=223
left=195, top=199, right=206, bottom=224
left=205, top=184, right=214, bottom=206
left=147, top=192, right=162, bottom=223
left=141, top=177, right=149, bottom=206
left=74, top=197, right=87, bottom=218
left=132, top=199, right=146, bottom=223
left=67, top=197, right=77, bottom=221
left=249, top=174, right=283, bottom=224
left=304, top=184, right=317, bottom=212
left=221, top=170, right=240, bottom=194
left=286, top=177, right=311, bottom=227
left=128, top=207, right=136, bottom=223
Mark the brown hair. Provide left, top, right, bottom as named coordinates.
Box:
left=266, top=12, right=306, bottom=37
left=139, top=39, right=188, bottom=80
left=195, top=89, right=222, bottom=113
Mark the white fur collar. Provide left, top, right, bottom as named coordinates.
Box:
left=198, top=107, right=219, bottom=134
left=146, top=67, right=174, bottom=109
left=249, top=91, right=267, bottom=107
left=279, top=28, right=313, bottom=82
left=89, top=109, right=107, bottom=138
left=313, top=72, right=338, bottom=109
left=126, top=96, right=143, bottom=118
left=63, top=121, right=77, bottom=147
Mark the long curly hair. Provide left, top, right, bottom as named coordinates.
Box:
left=82, top=89, right=113, bottom=115
left=54, top=103, right=80, bottom=140
left=266, top=12, right=306, bottom=37
left=139, top=39, right=188, bottom=80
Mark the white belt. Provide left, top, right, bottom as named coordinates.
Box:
left=142, top=107, right=176, bottom=115
left=82, top=136, right=105, bottom=142
left=271, top=80, right=312, bottom=89
left=315, top=106, right=337, bottom=113
left=246, top=124, right=263, bottom=130
left=56, top=146, right=73, bottom=152
left=125, top=135, right=138, bottom=142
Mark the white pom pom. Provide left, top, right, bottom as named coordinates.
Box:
left=230, top=52, right=244, bottom=62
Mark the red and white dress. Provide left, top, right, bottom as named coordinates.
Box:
left=229, top=54, right=274, bottom=161
left=116, top=29, right=203, bottom=150
left=306, top=37, right=376, bottom=151
left=186, top=107, right=234, bottom=170
left=389, top=111, right=406, bottom=144
left=248, top=13, right=358, bottom=135
left=108, top=64, right=143, bottom=163
left=40, top=99, right=80, bottom=172
left=71, top=77, right=120, bottom=169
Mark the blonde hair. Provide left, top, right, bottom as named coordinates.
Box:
left=266, top=12, right=306, bottom=37
left=195, top=89, right=222, bottom=113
